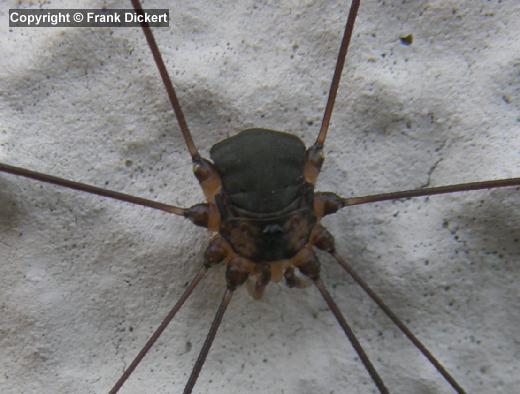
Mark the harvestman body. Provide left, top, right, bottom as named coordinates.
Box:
left=1, top=0, right=519, bottom=393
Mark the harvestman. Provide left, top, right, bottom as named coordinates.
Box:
left=1, top=0, right=519, bottom=393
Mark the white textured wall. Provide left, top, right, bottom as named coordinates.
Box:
left=1, top=1, right=519, bottom=393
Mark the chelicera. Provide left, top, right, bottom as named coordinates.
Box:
left=1, top=0, right=519, bottom=393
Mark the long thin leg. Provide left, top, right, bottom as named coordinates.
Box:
left=0, top=162, right=185, bottom=216
left=184, top=288, right=233, bottom=394
left=341, top=177, right=520, bottom=207
left=315, top=0, right=360, bottom=146
left=331, top=252, right=466, bottom=394
left=314, top=278, right=389, bottom=394
left=109, top=269, right=207, bottom=393
left=131, top=0, right=200, bottom=160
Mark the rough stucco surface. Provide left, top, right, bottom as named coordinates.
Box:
left=0, top=1, right=519, bottom=393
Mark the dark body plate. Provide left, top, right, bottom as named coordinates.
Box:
left=210, top=129, right=316, bottom=262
